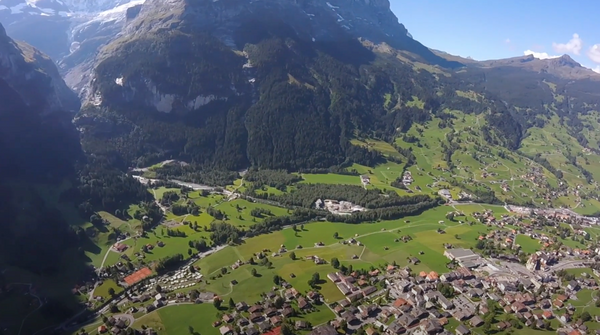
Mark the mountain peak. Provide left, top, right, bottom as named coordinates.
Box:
left=551, top=54, right=580, bottom=68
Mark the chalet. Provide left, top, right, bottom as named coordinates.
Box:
left=424, top=292, right=438, bottom=302
left=365, top=327, right=378, bottom=335
left=270, top=316, right=283, bottom=326
left=309, top=325, right=338, bottom=335
left=265, top=308, right=278, bottom=317
left=257, top=322, right=271, bottom=333
left=387, top=320, right=406, bottom=335
left=341, top=311, right=358, bottom=324
left=511, top=302, right=527, bottom=313
left=307, top=291, right=320, bottom=301
left=455, top=325, right=470, bottom=335
left=393, top=298, right=409, bottom=309
left=568, top=280, right=580, bottom=291
left=236, top=302, right=248, bottom=311
left=333, top=305, right=344, bottom=315
left=222, top=314, right=234, bottom=323
left=439, top=296, right=453, bottom=309
left=398, top=314, right=418, bottom=328
left=249, top=305, right=263, bottom=314
left=238, top=318, right=249, bottom=327
left=219, top=326, right=234, bottom=335
left=362, top=286, right=377, bottom=297
left=542, top=311, right=553, bottom=319
left=470, top=316, right=484, bottom=327
left=298, top=298, right=311, bottom=310
left=282, top=307, right=294, bottom=317
left=295, top=321, right=310, bottom=330
left=467, top=289, right=483, bottom=298
left=411, top=308, right=429, bottom=319
left=250, top=312, right=263, bottom=323
left=245, top=328, right=259, bottom=335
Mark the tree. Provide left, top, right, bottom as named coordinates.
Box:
left=108, top=288, right=116, bottom=296
left=228, top=298, right=235, bottom=310
left=251, top=268, right=258, bottom=276
left=333, top=232, right=339, bottom=239
left=110, top=304, right=119, bottom=313
left=188, top=326, right=195, bottom=334
left=221, top=267, right=228, bottom=275
left=289, top=251, right=296, bottom=260
left=281, top=323, right=294, bottom=335
left=156, top=284, right=162, bottom=293
left=331, top=258, right=340, bottom=269
left=213, top=298, right=222, bottom=310
left=274, top=296, right=284, bottom=309
left=273, top=275, right=282, bottom=285
left=581, top=311, right=592, bottom=322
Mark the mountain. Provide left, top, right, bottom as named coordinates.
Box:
left=0, top=0, right=73, bottom=59
left=74, top=0, right=464, bottom=169
left=0, top=22, right=90, bottom=333
left=70, top=0, right=600, bottom=211
left=0, top=0, right=144, bottom=75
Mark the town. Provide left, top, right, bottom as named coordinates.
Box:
left=69, top=199, right=600, bottom=335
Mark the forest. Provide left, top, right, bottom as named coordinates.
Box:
left=249, top=183, right=438, bottom=210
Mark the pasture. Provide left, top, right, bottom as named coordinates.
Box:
left=195, top=206, right=506, bottom=301
left=515, top=234, right=542, bottom=254
left=94, top=279, right=123, bottom=299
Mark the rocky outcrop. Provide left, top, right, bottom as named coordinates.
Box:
left=0, top=23, right=80, bottom=114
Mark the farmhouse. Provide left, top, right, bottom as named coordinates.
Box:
left=113, top=243, right=128, bottom=252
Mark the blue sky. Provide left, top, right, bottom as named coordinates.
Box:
left=390, top=0, right=600, bottom=72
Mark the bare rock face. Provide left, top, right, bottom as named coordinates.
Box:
left=0, top=23, right=80, bottom=114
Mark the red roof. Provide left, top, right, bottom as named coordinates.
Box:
left=262, top=326, right=281, bottom=335
left=393, top=298, right=408, bottom=308
left=124, top=267, right=152, bottom=285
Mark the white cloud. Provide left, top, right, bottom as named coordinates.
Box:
left=552, top=33, right=583, bottom=55
left=505, top=38, right=511, bottom=44
left=588, top=44, right=600, bottom=64
left=593, top=66, right=600, bottom=74
left=524, top=50, right=560, bottom=60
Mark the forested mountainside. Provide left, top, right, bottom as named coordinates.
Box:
left=77, top=0, right=600, bottom=174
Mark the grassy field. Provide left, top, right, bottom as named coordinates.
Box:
left=93, top=279, right=123, bottom=299
left=195, top=206, right=507, bottom=303
left=515, top=234, right=542, bottom=254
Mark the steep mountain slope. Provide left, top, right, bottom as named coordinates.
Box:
left=76, top=0, right=463, bottom=169
left=0, top=22, right=90, bottom=333
left=75, top=0, right=600, bottom=213
left=0, top=22, right=80, bottom=114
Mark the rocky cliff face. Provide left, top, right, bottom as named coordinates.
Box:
left=0, top=22, right=82, bottom=180
left=0, top=23, right=80, bottom=114
left=80, top=0, right=458, bottom=108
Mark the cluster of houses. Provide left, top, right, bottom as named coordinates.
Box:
left=314, top=199, right=367, bottom=215
left=327, top=271, right=379, bottom=302
left=401, top=171, right=414, bottom=187
left=214, top=285, right=323, bottom=335
left=97, top=316, right=129, bottom=335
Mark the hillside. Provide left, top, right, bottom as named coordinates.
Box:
left=71, top=0, right=600, bottom=214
